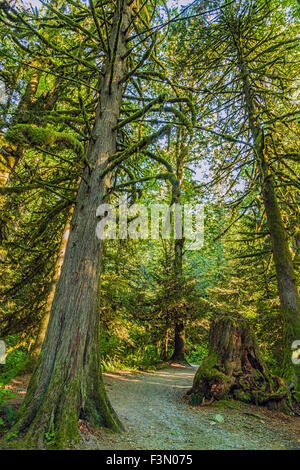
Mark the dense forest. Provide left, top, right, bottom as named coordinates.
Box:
left=0, top=0, right=299, bottom=451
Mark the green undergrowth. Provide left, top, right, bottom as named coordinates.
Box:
left=100, top=327, right=169, bottom=372
left=101, top=348, right=169, bottom=373
left=185, top=341, right=208, bottom=364
left=0, top=336, right=28, bottom=383
left=0, top=336, right=28, bottom=433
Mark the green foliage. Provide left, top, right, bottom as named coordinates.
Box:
left=0, top=336, right=27, bottom=414
left=0, top=0, right=299, bottom=445
left=0, top=337, right=28, bottom=384
left=5, top=431, right=18, bottom=441
left=44, top=432, right=56, bottom=447
left=185, top=343, right=208, bottom=365
left=100, top=324, right=163, bottom=371
left=6, top=125, right=84, bottom=157
left=0, top=386, right=15, bottom=409
left=2, top=406, right=15, bottom=428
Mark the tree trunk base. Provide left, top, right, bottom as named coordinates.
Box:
left=170, top=355, right=190, bottom=366
left=189, top=316, right=292, bottom=413
left=6, top=335, right=123, bottom=449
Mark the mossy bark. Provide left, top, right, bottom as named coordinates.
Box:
left=189, top=316, right=291, bottom=412
left=261, top=168, right=300, bottom=399
left=235, top=38, right=300, bottom=400
left=10, top=1, right=132, bottom=449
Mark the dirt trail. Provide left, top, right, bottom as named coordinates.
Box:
left=85, top=364, right=300, bottom=450
left=4, top=364, right=300, bottom=450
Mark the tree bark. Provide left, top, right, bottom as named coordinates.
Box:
left=261, top=165, right=300, bottom=394
left=27, top=214, right=72, bottom=370
left=236, top=38, right=300, bottom=400
left=163, top=312, right=170, bottom=362
left=170, top=177, right=187, bottom=362
left=171, top=320, right=186, bottom=362
left=189, top=316, right=292, bottom=412
left=11, top=0, right=132, bottom=448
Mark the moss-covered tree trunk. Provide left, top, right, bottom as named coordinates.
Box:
left=189, top=316, right=291, bottom=412
left=236, top=42, right=300, bottom=401
left=11, top=1, right=132, bottom=448
left=261, top=165, right=300, bottom=396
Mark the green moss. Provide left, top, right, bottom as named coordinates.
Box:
left=5, top=125, right=84, bottom=158
left=191, top=351, right=234, bottom=404
left=193, top=354, right=232, bottom=389
left=190, top=392, right=201, bottom=406
left=193, top=352, right=219, bottom=385
left=213, top=399, right=239, bottom=409
left=233, top=389, right=252, bottom=403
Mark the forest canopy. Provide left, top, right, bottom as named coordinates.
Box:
left=0, top=0, right=299, bottom=450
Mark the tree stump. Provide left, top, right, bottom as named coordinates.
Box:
left=189, top=316, right=291, bottom=412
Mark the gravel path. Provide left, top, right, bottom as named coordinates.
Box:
left=4, top=365, right=300, bottom=450
left=81, top=364, right=300, bottom=450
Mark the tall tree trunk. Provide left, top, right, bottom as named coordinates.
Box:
left=27, top=214, right=72, bottom=370
left=163, top=312, right=170, bottom=362
left=12, top=1, right=132, bottom=448
left=236, top=43, right=300, bottom=399
left=171, top=237, right=186, bottom=361
left=172, top=319, right=186, bottom=362
left=261, top=164, right=300, bottom=392
left=170, top=179, right=186, bottom=362
left=163, top=328, right=169, bottom=362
